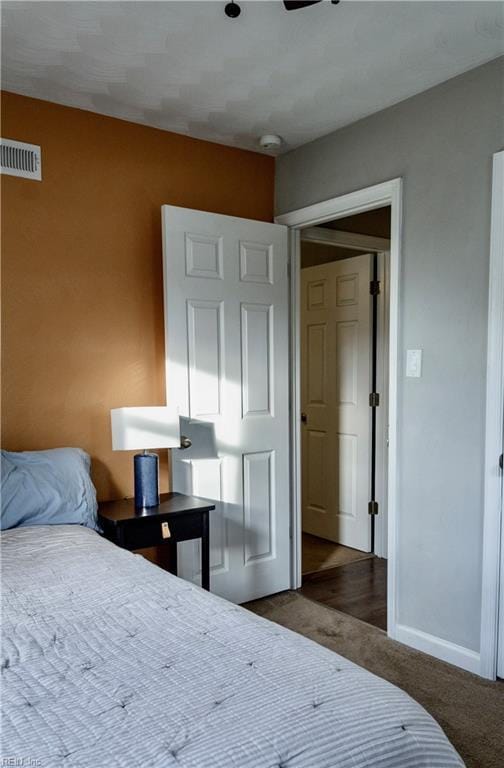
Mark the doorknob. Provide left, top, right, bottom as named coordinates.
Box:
left=301, top=412, right=307, bottom=423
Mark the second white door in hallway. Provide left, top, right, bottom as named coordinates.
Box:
left=301, top=254, right=372, bottom=552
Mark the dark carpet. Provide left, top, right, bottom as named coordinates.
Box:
left=245, top=591, right=504, bottom=768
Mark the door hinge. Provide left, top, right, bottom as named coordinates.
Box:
left=370, top=280, right=380, bottom=295
left=369, top=392, right=380, bottom=407
left=368, top=500, right=379, bottom=516
left=500, top=454, right=503, bottom=471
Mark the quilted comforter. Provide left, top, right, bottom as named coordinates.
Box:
left=1, top=525, right=464, bottom=767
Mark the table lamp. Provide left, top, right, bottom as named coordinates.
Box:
left=111, top=406, right=191, bottom=509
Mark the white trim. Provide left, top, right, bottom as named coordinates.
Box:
left=276, top=180, right=398, bottom=229
left=289, top=229, right=303, bottom=590
left=301, top=227, right=390, bottom=253
left=386, top=182, right=402, bottom=641
left=394, top=624, right=481, bottom=677
left=374, top=252, right=390, bottom=559
left=480, top=150, right=504, bottom=680
left=276, top=178, right=402, bottom=644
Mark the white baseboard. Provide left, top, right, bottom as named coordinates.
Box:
left=393, top=623, right=481, bottom=676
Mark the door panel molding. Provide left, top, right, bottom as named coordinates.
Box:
left=243, top=450, right=276, bottom=565
left=306, top=323, right=327, bottom=405
left=187, top=299, right=224, bottom=418
left=241, top=303, right=274, bottom=418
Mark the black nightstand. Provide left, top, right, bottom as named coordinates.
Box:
left=98, top=492, right=215, bottom=590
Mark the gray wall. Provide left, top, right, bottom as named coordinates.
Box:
left=277, top=57, right=504, bottom=653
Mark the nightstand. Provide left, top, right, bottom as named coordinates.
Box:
left=98, top=492, right=216, bottom=590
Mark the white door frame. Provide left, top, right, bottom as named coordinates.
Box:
left=301, top=227, right=391, bottom=252
left=276, top=178, right=402, bottom=639
left=480, top=150, right=504, bottom=680
left=374, top=251, right=390, bottom=559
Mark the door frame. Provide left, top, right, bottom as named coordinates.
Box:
left=374, top=251, right=390, bottom=559
left=480, top=150, right=504, bottom=680
left=276, top=177, right=402, bottom=640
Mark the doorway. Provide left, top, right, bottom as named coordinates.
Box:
left=276, top=177, right=402, bottom=641
left=297, top=208, right=390, bottom=630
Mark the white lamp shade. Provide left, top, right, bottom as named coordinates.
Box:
left=111, top=407, right=181, bottom=451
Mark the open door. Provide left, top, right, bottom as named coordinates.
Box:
left=301, top=255, right=372, bottom=552
left=162, top=205, right=290, bottom=603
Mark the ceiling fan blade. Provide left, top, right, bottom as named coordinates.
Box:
left=283, top=1, right=323, bottom=10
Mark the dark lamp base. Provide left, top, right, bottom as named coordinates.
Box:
left=134, top=452, right=159, bottom=509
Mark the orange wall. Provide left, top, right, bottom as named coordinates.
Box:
left=1, top=92, right=275, bottom=501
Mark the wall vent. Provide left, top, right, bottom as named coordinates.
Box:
left=1, top=138, right=42, bottom=181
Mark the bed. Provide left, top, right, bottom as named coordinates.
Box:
left=1, top=524, right=464, bottom=767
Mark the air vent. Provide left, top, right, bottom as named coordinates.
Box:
left=1, top=138, right=41, bottom=181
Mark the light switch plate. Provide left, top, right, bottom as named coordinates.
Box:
left=406, top=349, right=422, bottom=378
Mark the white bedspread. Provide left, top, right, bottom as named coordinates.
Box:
left=1, top=525, right=464, bottom=767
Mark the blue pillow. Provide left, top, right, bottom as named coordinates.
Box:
left=1, top=448, right=99, bottom=531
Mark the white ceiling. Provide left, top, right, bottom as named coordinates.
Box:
left=1, top=1, right=503, bottom=154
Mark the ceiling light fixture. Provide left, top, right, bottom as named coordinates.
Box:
left=224, top=2, right=241, bottom=18
left=225, top=0, right=339, bottom=18
left=283, top=0, right=340, bottom=9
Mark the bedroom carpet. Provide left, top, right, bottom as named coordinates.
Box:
left=246, top=591, right=504, bottom=768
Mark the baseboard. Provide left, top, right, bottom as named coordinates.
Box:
left=392, top=623, right=481, bottom=676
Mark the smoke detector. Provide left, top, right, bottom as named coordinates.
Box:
left=259, top=134, right=283, bottom=151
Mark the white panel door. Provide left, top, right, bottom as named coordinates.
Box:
left=301, top=255, right=372, bottom=551
left=162, top=205, right=290, bottom=604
